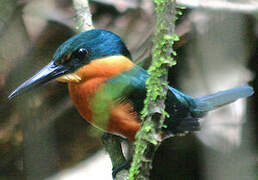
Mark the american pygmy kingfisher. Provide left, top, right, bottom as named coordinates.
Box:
left=9, top=29, right=254, bottom=142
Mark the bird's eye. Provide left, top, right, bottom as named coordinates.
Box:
left=68, top=47, right=89, bottom=65
left=77, top=48, right=88, bottom=58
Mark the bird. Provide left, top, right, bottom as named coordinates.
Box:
left=8, top=29, right=254, bottom=177
left=9, top=29, right=254, bottom=142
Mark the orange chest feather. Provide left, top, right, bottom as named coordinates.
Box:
left=67, top=55, right=140, bottom=141
left=67, top=55, right=134, bottom=122
left=75, top=55, right=134, bottom=80
left=68, top=78, right=140, bottom=141
left=68, top=77, right=107, bottom=123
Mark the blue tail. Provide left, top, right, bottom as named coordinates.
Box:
left=191, top=86, right=254, bottom=116
left=164, top=85, right=253, bottom=135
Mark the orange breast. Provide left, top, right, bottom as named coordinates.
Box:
left=67, top=55, right=140, bottom=141
left=68, top=77, right=106, bottom=124
left=68, top=79, right=140, bottom=141
left=75, top=55, right=134, bottom=81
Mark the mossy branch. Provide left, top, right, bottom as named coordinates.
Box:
left=128, top=0, right=179, bottom=179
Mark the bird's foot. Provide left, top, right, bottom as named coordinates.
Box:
left=112, top=157, right=132, bottom=179
left=101, top=133, right=133, bottom=180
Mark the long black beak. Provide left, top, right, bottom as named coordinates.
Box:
left=8, top=62, right=69, bottom=99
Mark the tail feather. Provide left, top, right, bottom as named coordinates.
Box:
left=191, top=85, right=254, bottom=116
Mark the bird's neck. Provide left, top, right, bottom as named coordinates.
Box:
left=56, top=55, right=135, bottom=83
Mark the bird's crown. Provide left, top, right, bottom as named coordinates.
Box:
left=51, top=29, right=131, bottom=68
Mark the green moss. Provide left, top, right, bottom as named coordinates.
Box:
left=129, top=120, right=159, bottom=179
left=177, top=5, right=187, bottom=9
left=128, top=0, right=182, bottom=179
left=177, top=10, right=183, bottom=16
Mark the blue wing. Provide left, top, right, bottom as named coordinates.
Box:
left=105, top=65, right=200, bottom=134
left=105, top=65, right=254, bottom=135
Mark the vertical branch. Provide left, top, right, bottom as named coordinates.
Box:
left=129, top=0, right=178, bottom=180
left=72, top=0, right=94, bottom=31
left=72, top=1, right=128, bottom=179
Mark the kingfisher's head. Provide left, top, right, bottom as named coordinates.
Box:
left=9, top=29, right=131, bottom=98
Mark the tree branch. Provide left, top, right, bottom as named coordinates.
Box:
left=72, top=0, right=94, bottom=31
left=72, top=1, right=129, bottom=180
left=176, top=0, right=258, bottom=14
left=129, top=0, right=178, bottom=179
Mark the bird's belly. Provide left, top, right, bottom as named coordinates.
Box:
left=68, top=78, right=140, bottom=141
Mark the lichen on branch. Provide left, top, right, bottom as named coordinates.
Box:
left=128, top=0, right=179, bottom=179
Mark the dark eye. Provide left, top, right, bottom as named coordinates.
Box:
left=77, top=48, right=88, bottom=58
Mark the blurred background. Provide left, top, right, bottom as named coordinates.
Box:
left=0, top=0, right=257, bottom=179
